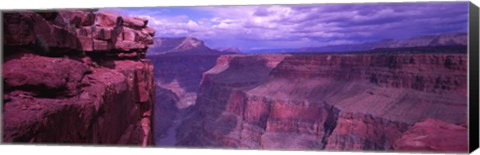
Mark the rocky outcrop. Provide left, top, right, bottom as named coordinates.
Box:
left=325, top=112, right=408, bottom=150
left=393, top=118, right=468, bottom=152
left=2, top=10, right=155, bottom=145
left=175, top=52, right=467, bottom=152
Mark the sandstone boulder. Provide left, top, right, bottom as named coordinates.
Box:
left=95, top=11, right=147, bottom=29
left=56, top=10, right=96, bottom=27
left=4, top=10, right=154, bottom=56
left=3, top=54, right=89, bottom=97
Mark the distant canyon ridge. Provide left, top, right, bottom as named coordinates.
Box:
left=217, top=32, right=466, bottom=53
left=147, top=32, right=468, bottom=152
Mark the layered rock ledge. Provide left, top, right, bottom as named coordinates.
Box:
left=175, top=53, right=468, bottom=152
left=2, top=10, right=155, bottom=145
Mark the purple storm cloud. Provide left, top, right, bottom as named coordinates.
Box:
left=105, top=2, right=468, bottom=50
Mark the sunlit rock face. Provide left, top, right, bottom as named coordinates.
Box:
left=148, top=37, right=217, bottom=55
left=2, top=10, right=156, bottom=145
left=174, top=52, right=467, bottom=152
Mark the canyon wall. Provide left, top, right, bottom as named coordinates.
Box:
left=146, top=37, right=232, bottom=145
left=175, top=53, right=468, bottom=152
left=2, top=10, right=156, bottom=145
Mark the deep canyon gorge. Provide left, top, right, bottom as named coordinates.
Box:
left=1, top=9, right=469, bottom=153
left=148, top=36, right=468, bottom=152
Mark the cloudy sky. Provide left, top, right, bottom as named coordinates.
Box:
left=104, top=2, right=469, bottom=50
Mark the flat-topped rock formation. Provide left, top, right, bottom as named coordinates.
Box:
left=175, top=52, right=467, bottom=152
left=148, top=37, right=219, bottom=55
left=3, top=10, right=156, bottom=145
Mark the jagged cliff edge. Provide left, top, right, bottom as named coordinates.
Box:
left=2, top=10, right=156, bottom=145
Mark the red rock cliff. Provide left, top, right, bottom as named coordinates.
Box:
left=175, top=52, right=467, bottom=152
left=2, top=10, right=156, bottom=145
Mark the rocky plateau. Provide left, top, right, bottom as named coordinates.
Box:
left=144, top=34, right=468, bottom=153
left=172, top=52, right=468, bottom=152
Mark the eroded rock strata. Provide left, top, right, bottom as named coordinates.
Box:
left=3, top=10, right=155, bottom=145
left=175, top=53, right=467, bottom=152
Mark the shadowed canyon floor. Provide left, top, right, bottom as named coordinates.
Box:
left=146, top=37, right=229, bottom=146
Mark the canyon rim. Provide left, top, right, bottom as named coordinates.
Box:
left=1, top=1, right=474, bottom=153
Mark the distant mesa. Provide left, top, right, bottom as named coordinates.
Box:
left=148, top=37, right=235, bottom=55
left=148, top=37, right=241, bottom=55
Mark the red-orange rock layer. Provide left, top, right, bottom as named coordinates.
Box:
left=175, top=53, right=467, bottom=152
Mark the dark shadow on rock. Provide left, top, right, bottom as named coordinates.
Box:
left=154, top=86, right=180, bottom=145
left=147, top=53, right=222, bottom=93
left=148, top=52, right=225, bottom=147
left=175, top=55, right=277, bottom=147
